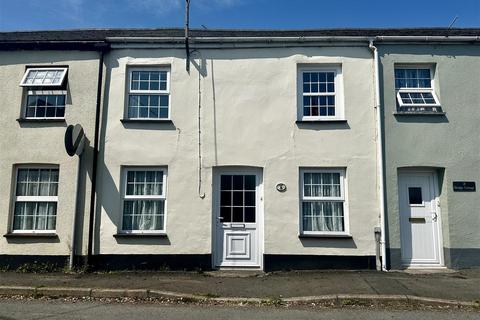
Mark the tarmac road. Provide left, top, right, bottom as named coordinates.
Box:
left=0, top=300, right=479, bottom=320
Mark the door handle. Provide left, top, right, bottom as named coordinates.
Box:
left=216, top=217, right=224, bottom=221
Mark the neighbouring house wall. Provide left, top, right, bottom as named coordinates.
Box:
left=0, top=50, right=100, bottom=265
left=379, top=44, right=480, bottom=269
left=95, top=46, right=379, bottom=269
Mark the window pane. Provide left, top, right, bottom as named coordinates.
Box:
left=220, top=206, right=231, bottom=222
left=130, top=71, right=168, bottom=92
left=232, top=191, right=243, bottom=206
left=122, top=200, right=165, bottom=231
left=139, top=107, right=148, bottom=118
left=25, top=95, right=66, bottom=119
left=244, top=175, right=255, bottom=190
left=418, top=68, right=430, bottom=78
left=327, top=83, right=334, bottom=93
left=13, top=201, right=56, bottom=231
left=395, top=68, right=432, bottom=89
left=46, top=107, right=56, bottom=117
left=126, top=170, right=163, bottom=196
left=303, top=172, right=341, bottom=198
left=219, top=174, right=256, bottom=223
left=244, top=191, right=255, bottom=206
left=220, top=191, right=231, bottom=206
left=302, top=201, right=344, bottom=232
left=139, top=95, right=148, bottom=106
left=408, top=187, right=423, bottom=205
left=244, top=207, right=255, bottom=223
left=232, top=175, right=243, bottom=190
left=221, top=175, right=232, bottom=190
left=56, top=107, right=65, bottom=118
left=150, top=81, right=160, bottom=91
left=128, top=106, right=139, bottom=118
left=232, top=207, right=243, bottom=222
left=159, top=108, right=168, bottom=118
left=303, top=73, right=310, bottom=82
left=139, top=81, right=149, bottom=90
left=303, top=83, right=310, bottom=93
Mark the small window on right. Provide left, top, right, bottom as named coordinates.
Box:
left=394, top=66, right=442, bottom=113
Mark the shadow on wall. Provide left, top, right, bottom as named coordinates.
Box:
left=394, top=114, right=449, bottom=124
left=116, top=46, right=373, bottom=64
left=296, top=121, right=351, bottom=131
left=69, top=138, right=93, bottom=256
left=93, top=58, right=172, bottom=252
left=300, top=237, right=357, bottom=249
left=5, top=237, right=60, bottom=245
left=120, top=121, right=176, bottom=131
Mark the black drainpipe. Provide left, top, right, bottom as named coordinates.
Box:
left=87, top=44, right=107, bottom=268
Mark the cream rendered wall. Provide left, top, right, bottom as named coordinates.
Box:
left=96, top=46, right=379, bottom=257
left=0, top=51, right=100, bottom=256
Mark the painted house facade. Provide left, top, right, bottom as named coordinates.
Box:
left=0, top=29, right=478, bottom=271
left=0, top=36, right=106, bottom=267
left=379, top=43, right=480, bottom=269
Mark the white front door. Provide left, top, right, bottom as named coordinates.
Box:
left=213, top=168, right=262, bottom=268
left=398, top=171, right=443, bottom=267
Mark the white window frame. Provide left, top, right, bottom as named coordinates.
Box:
left=297, top=65, right=345, bottom=121
left=299, top=168, right=349, bottom=236
left=394, top=65, right=441, bottom=108
left=11, top=165, right=59, bottom=234
left=120, top=166, right=168, bottom=234
left=20, top=67, right=68, bottom=87
left=126, top=67, right=171, bottom=120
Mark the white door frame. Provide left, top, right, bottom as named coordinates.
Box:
left=398, top=169, right=444, bottom=268
left=212, top=166, right=264, bottom=270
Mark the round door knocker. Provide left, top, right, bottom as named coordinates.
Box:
left=276, top=183, right=287, bottom=192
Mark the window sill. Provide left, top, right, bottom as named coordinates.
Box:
left=299, top=233, right=352, bottom=239
left=17, top=118, right=66, bottom=123
left=3, top=232, right=58, bottom=238
left=393, top=111, right=446, bottom=116
left=120, top=119, right=173, bottom=124
left=296, top=119, right=347, bottom=124
left=113, top=232, right=168, bottom=238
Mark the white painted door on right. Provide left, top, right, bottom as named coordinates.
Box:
left=398, top=172, right=443, bottom=267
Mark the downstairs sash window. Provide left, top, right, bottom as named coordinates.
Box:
left=121, top=168, right=167, bottom=233
left=300, top=169, right=347, bottom=235
left=12, top=167, right=59, bottom=232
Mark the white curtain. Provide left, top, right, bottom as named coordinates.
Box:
left=123, top=200, right=164, bottom=231
left=303, top=201, right=344, bottom=232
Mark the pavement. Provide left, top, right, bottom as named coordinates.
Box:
left=1, top=299, right=480, bottom=320
left=0, top=269, right=479, bottom=307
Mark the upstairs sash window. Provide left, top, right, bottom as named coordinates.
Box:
left=127, top=68, right=170, bottom=120
left=394, top=67, right=441, bottom=113
left=20, top=67, right=68, bottom=119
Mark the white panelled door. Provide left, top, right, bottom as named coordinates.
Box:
left=213, top=168, right=262, bottom=268
left=398, top=172, right=443, bottom=267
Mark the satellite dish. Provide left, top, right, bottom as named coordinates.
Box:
left=65, top=124, right=85, bottom=157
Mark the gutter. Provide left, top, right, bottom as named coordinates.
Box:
left=0, top=41, right=107, bottom=51
left=106, top=35, right=480, bottom=44
left=369, top=39, right=387, bottom=271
